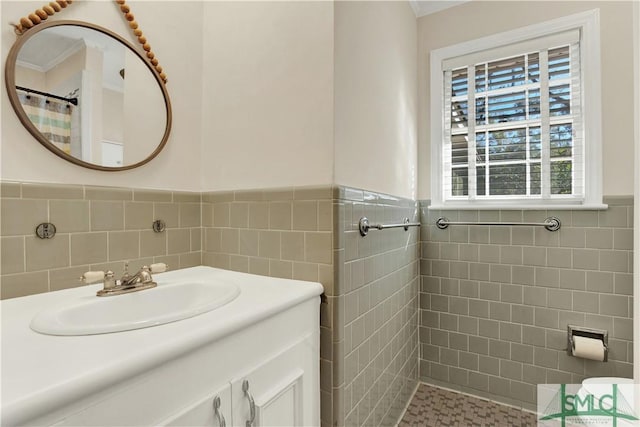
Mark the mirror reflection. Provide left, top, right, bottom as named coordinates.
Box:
left=9, top=22, right=170, bottom=169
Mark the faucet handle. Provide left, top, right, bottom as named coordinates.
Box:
left=104, top=270, right=116, bottom=289
left=138, top=266, right=154, bottom=284
left=150, top=262, right=168, bottom=273
left=80, top=271, right=105, bottom=284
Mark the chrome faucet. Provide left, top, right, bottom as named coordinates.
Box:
left=119, top=262, right=154, bottom=287
left=80, top=262, right=167, bottom=297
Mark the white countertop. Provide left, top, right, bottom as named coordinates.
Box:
left=1, top=266, right=324, bottom=426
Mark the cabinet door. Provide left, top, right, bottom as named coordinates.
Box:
left=161, top=383, right=231, bottom=427
left=231, top=333, right=318, bottom=427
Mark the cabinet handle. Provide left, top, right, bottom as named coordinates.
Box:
left=212, top=395, right=226, bottom=427
left=242, top=380, right=256, bottom=427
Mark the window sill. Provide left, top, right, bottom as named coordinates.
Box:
left=428, top=203, right=609, bottom=211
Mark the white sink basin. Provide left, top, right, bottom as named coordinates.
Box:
left=30, top=281, right=241, bottom=336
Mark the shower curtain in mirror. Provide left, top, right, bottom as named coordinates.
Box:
left=18, top=92, right=72, bottom=154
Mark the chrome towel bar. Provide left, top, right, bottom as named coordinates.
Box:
left=435, top=216, right=561, bottom=232
left=358, top=217, right=421, bottom=237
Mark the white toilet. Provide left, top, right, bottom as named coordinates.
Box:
left=576, top=377, right=636, bottom=426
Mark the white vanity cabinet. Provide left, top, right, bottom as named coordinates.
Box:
left=230, top=335, right=314, bottom=427
left=161, top=333, right=316, bottom=427
left=163, top=384, right=231, bottom=427
left=1, top=267, right=323, bottom=427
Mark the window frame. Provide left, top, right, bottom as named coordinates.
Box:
left=429, top=9, right=605, bottom=210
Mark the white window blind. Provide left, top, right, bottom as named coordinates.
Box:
left=442, top=30, right=584, bottom=203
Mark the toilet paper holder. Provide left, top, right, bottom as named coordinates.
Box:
left=567, top=325, right=608, bottom=362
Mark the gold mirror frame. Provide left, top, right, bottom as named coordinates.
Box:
left=5, top=20, right=172, bottom=171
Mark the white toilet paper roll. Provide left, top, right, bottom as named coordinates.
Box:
left=572, top=336, right=606, bottom=361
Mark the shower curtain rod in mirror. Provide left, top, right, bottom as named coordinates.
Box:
left=16, top=86, right=78, bottom=106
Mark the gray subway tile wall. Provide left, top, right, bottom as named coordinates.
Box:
left=2, top=180, right=633, bottom=424
left=335, top=189, right=419, bottom=427
left=203, top=185, right=420, bottom=427
left=0, top=182, right=202, bottom=299
left=201, top=186, right=338, bottom=427
left=419, top=198, right=634, bottom=411
left=201, top=186, right=334, bottom=285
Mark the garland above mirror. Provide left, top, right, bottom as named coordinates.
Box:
left=11, top=0, right=167, bottom=83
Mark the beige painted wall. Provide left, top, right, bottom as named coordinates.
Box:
left=200, top=1, right=335, bottom=191
left=45, top=48, right=85, bottom=93
left=15, top=64, right=45, bottom=91
left=103, top=88, right=124, bottom=144
left=334, top=1, right=418, bottom=200
left=3, top=1, right=418, bottom=198
left=84, top=44, right=105, bottom=165
left=123, top=48, right=166, bottom=165
left=417, top=1, right=635, bottom=199
left=2, top=1, right=203, bottom=191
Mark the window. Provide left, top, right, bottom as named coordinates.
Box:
left=430, top=10, right=604, bottom=209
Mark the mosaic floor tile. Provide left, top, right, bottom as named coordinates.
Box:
left=398, top=383, right=537, bottom=427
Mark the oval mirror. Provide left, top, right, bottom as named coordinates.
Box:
left=5, top=20, right=171, bottom=171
